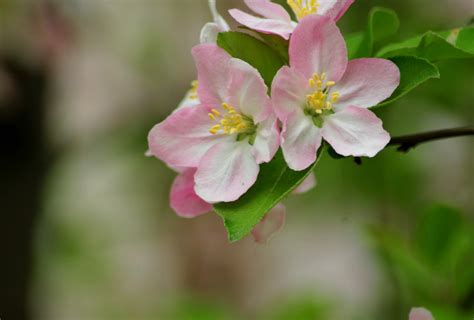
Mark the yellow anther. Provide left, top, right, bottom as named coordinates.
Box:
left=287, top=0, right=319, bottom=20
left=306, top=72, right=340, bottom=114
left=208, top=102, right=255, bottom=136
left=189, top=80, right=199, bottom=100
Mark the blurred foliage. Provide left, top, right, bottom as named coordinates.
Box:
left=369, top=204, right=474, bottom=319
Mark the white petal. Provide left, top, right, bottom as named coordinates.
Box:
left=195, top=141, right=259, bottom=203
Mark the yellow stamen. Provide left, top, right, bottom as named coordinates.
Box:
left=189, top=80, right=199, bottom=100
left=306, top=72, right=340, bottom=115
left=208, top=103, right=255, bottom=136
left=287, top=0, right=319, bottom=20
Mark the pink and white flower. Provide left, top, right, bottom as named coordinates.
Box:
left=148, top=44, right=279, bottom=203
left=409, top=307, right=434, bottom=320
left=271, top=15, right=400, bottom=171
left=229, top=0, right=354, bottom=40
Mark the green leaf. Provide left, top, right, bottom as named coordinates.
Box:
left=377, top=27, right=474, bottom=61
left=377, top=56, right=440, bottom=106
left=349, top=7, right=399, bottom=59
left=217, top=31, right=286, bottom=88
left=214, top=147, right=325, bottom=242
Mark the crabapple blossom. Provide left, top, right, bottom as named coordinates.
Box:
left=271, top=15, right=400, bottom=170
left=148, top=44, right=279, bottom=203
left=229, top=0, right=354, bottom=40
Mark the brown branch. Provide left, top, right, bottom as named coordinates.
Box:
left=387, top=125, right=474, bottom=152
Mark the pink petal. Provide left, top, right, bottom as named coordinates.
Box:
left=333, top=58, right=400, bottom=112
left=200, top=22, right=223, bottom=44
left=192, top=44, right=232, bottom=107
left=148, top=107, right=224, bottom=168
left=289, top=15, right=347, bottom=81
left=281, top=109, right=322, bottom=171
left=318, top=0, right=355, bottom=22
left=244, top=0, right=291, bottom=21
left=409, top=308, right=434, bottom=320
left=252, top=203, right=286, bottom=244
left=229, top=9, right=294, bottom=40
left=227, top=58, right=271, bottom=122
left=170, top=168, right=212, bottom=218
left=271, top=66, right=309, bottom=121
left=251, top=114, right=280, bottom=164
left=321, top=106, right=390, bottom=157
left=195, top=141, right=259, bottom=203
left=293, top=172, right=317, bottom=194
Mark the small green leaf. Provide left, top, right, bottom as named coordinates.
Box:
left=217, top=32, right=286, bottom=88
left=214, top=147, right=325, bottom=242
left=349, top=7, right=399, bottom=59
left=377, top=56, right=440, bottom=106
left=253, top=32, right=290, bottom=63
left=377, top=27, right=474, bottom=61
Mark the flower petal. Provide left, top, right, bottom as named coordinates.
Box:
left=322, top=106, right=390, bottom=157
left=170, top=168, right=212, bottom=218
left=252, top=203, right=286, bottom=244
left=192, top=44, right=231, bottom=107
left=293, top=172, right=317, bottom=194
left=333, top=58, right=400, bottom=111
left=195, top=141, right=259, bottom=203
left=229, top=9, right=294, bottom=40
left=176, top=88, right=200, bottom=111
left=244, top=0, right=291, bottom=21
left=271, top=66, right=309, bottom=121
left=289, top=15, right=347, bottom=81
left=281, top=109, right=322, bottom=171
left=200, top=22, right=223, bottom=44
left=251, top=114, right=280, bottom=164
left=208, top=0, right=230, bottom=32
left=409, top=308, right=434, bottom=320
left=318, top=0, right=355, bottom=22
left=227, top=58, right=271, bottom=122
left=148, top=107, right=224, bottom=167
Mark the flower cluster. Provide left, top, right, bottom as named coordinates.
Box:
left=147, top=0, right=399, bottom=242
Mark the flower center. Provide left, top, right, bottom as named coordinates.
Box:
left=208, top=103, right=256, bottom=137
left=189, top=80, right=199, bottom=100
left=287, top=0, right=319, bottom=20
left=304, top=73, right=340, bottom=126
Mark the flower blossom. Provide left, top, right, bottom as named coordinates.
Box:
left=177, top=0, right=230, bottom=110
left=271, top=15, right=400, bottom=170
left=229, top=0, right=354, bottom=40
left=148, top=44, right=280, bottom=203
left=409, top=307, right=434, bottom=320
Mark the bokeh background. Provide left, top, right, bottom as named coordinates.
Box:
left=1, top=0, right=473, bottom=319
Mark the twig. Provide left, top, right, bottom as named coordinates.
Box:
left=387, top=126, right=474, bottom=152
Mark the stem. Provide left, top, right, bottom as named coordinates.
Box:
left=387, top=125, right=474, bottom=152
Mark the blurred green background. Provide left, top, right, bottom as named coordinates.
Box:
left=0, top=0, right=473, bottom=319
